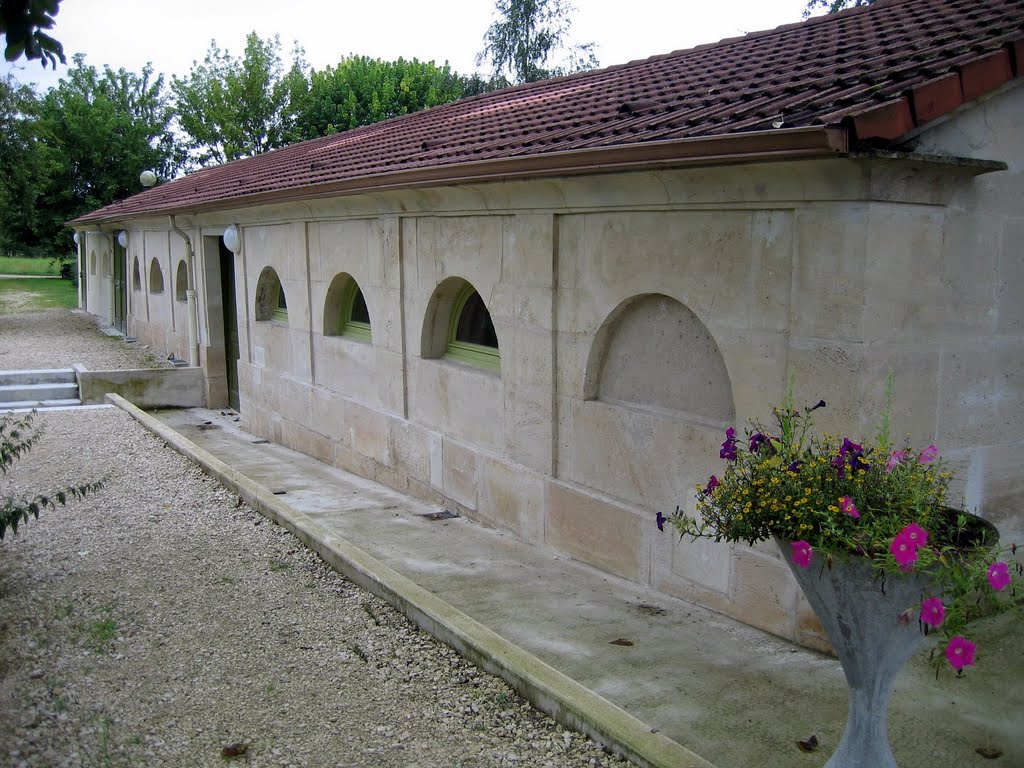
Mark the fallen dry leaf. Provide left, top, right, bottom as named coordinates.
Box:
left=797, top=734, right=819, bottom=753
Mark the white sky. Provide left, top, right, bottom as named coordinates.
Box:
left=2, top=0, right=816, bottom=92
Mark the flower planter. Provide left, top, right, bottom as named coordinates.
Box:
left=778, top=540, right=931, bottom=768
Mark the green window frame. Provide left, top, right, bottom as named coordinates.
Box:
left=272, top=284, right=288, bottom=322
left=445, top=285, right=499, bottom=372
left=340, top=280, right=371, bottom=341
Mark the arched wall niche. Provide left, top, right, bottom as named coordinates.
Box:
left=584, top=293, right=734, bottom=424
left=149, top=257, right=164, bottom=294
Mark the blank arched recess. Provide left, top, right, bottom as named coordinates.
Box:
left=175, top=260, right=188, bottom=302
left=149, top=258, right=164, bottom=294
left=132, top=257, right=141, bottom=290
left=254, top=266, right=284, bottom=321
left=584, top=293, right=734, bottom=423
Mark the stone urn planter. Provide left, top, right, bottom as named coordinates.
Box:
left=776, top=514, right=998, bottom=768
left=778, top=541, right=929, bottom=768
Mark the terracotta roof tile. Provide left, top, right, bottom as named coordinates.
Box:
left=76, top=0, right=1024, bottom=225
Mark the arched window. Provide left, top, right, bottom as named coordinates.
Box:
left=149, top=258, right=164, bottom=294
left=274, top=285, right=288, bottom=321
left=324, top=274, right=371, bottom=341
left=132, top=257, right=141, bottom=290
left=255, top=266, right=287, bottom=322
left=89, top=252, right=97, bottom=275
left=175, top=260, right=188, bottom=302
left=446, top=284, right=499, bottom=371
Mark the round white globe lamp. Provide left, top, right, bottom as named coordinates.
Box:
left=117, top=231, right=128, bottom=248
left=140, top=170, right=157, bottom=187
left=223, top=225, right=241, bottom=254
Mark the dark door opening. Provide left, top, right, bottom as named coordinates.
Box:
left=112, top=241, right=127, bottom=333
left=219, top=239, right=240, bottom=412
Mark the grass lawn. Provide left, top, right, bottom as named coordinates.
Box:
left=0, top=277, right=79, bottom=313
left=0, top=256, right=70, bottom=276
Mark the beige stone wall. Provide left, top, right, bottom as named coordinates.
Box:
left=111, top=86, right=1023, bottom=650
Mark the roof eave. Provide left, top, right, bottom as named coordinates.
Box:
left=72, top=126, right=850, bottom=225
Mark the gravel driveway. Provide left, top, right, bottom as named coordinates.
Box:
left=0, top=310, right=630, bottom=768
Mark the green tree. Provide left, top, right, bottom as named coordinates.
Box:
left=172, top=32, right=308, bottom=167
left=289, top=56, right=473, bottom=141
left=1, top=413, right=104, bottom=541
left=0, top=56, right=178, bottom=258
left=803, top=0, right=875, bottom=16
left=0, top=75, right=45, bottom=256
left=1, top=0, right=64, bottom=68
left=478, top=0, right=598, bottom=85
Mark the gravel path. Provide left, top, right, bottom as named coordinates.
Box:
left=0, top=311, right=632, bottom=768
left=0, top=309, right=170, bottom=371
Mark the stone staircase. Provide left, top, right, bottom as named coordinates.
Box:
left=0, top=369, right=81, bottom=411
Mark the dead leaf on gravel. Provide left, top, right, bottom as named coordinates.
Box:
left=797, top=734, right=819, bottom=752
left=221, top=742, right=249, bottom=759
left=976, top=745, right=1003, bottom=759
left=609, top=638, right=634, bottom=646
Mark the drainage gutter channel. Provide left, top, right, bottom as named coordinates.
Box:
left=107, top=394, right=716, bottom=768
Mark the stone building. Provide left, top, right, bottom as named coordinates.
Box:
left=73, top=0, right=1024, bottom=649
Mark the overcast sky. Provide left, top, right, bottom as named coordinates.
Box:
left=3, top=0, right=816, bottom=92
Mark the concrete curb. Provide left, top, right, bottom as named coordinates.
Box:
left=109, top=395, right=717, bottom=768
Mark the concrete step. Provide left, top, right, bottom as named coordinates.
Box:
left=0, top=382, right=80, bottom=402
left=1, top=398, right=82, bottom=412
left=0, top=369, right=81, bottom=411
left=0, top=368, right=76, bottom=387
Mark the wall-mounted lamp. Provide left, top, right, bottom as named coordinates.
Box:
left=223, top=224, right=241, bottom=254
left=117, top=231, right=128, bottom=248
left=140, top=170, right=158, bottom=187
left=73, top=232, right=81, bottom=246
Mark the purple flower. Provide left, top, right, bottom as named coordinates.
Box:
left=720, top=428, right=738, bottom=461
left=808, top=399, right=827, bottom=412
left=749, top=432, right=768, bottom=453
left=945, top=636, right=976, bottom=672
left=920, top=597, right=945, bottom=628
left=884, top=450, right=908, bottom=473
left=987, top=561, right=1011, bottom=591
left=791, top=540, right=813, bottom=569
left=702, top=475, right=719, bottom=495
left=850, top=453, right=870, bottom=473
left=839, top=437, right=863, bottom=456
left=787, top=460, right=803, bottom=473
left=918, top=444, right=938, bottom=464
left=656, top=511, right=667, bottom=532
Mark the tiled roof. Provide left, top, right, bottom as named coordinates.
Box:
left=75, top=0, right=1024, bottom=225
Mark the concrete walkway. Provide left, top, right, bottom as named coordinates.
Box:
left=116, top=399, right=1023, bottom=768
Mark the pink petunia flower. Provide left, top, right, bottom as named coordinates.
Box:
left=884, top=450, right=908, bottom=473
left=917, top=444, right=938, bottom=464
left=987, top=561, right=1011, bottom=591
left=920, top=597, right=945, bottom=628
left=839, top=496, right=860, bottom=518
left=945, top=635, right=977, bottom=672
left=890, top=534, right=918, bottom=568
left=898, top=522, right=929, bottom=549
left=791, top=540, right=813, bottom=569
